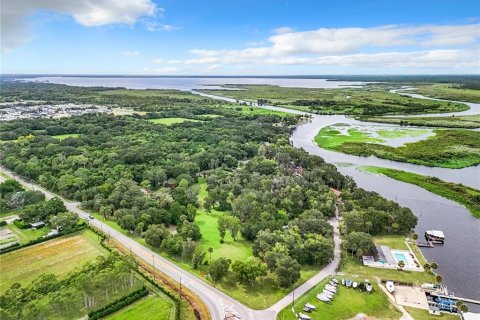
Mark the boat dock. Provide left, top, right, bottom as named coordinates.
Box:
left=415, top=241, right=434, bottom=248
left=434, top=294, right=480, bottom=306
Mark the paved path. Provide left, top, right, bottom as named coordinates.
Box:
left=1, top=165, right=340, bottom=320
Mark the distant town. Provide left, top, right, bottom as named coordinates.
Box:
left=0, top=102, right=110, bottom=121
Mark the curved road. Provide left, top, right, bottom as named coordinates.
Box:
left=0, top=165, right=341, bottom=320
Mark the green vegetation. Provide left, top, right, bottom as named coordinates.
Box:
left=358, top=114, right=480, bottom=129
left=148, top=117, right=201, bottom=125
left=363, top=167, right=480, bottom=218
left=411, top=83, right=480, bottom=103
left=201, top=84, right=468, bottom=115
left=277, top=277, right=401, bottom=320
left=5, top=224, right=48, bottom=243
left=316, top=125, right=480, bottom=168
left=0, top=252, right=143, bottom=320
left=105, top=295, right=172, bottom=320
left=0, top=229, right=106, bottom=292
left=405, top=307, right=460, bottom=320
left=51, top=133, right=81, bottom=140
left=0, top=82, right=419, bottom=310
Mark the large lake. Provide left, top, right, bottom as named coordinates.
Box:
left=20, top=76, right=480, bottom=309
left=22, top=76, right=367, bottom=90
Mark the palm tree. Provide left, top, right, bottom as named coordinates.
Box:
left=411, top=233, right=418, bottom=241
left=430, top=262, right=438, bottom=270
left=208, top=247, right=213, bottom=260
left=423, top=263, right=430, bottom=271
left=435, top=274, right=443, bottom=284
left=398, top=260, right=405, bottom=270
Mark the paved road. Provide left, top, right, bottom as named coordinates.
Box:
left=1, top=164, right=340, bottom=320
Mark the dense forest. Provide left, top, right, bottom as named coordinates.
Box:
left=0, top=82, right=418, bottom=289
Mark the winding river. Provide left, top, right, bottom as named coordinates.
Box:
left=22, top=76, right=480, bottom=309
left=196, top=90, right=480, bottom=309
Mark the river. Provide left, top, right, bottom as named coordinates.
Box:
left=21, top=76, right=480, bottom=309
left=196, top=89, right=480, bottom=308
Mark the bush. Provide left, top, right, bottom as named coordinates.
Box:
left=0, top=220, right=7, bottom=226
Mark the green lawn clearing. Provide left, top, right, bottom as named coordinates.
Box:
left=105, top=295, right=173, bottom=320
left=148, top=118, right=201, bottom=125
left=0, top=229, right=106, bottom=292
left=51, top=133, right=82, bottom=140
left=6, top=224, right=49, bottom=244
left=277, top=277, right=401, bottom=320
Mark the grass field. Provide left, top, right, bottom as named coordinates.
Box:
left=5, top=224, right=49, bottom=243
left=412, top=83, right=480, bottom=103
left=148, top=117, right=201, bottom=125
left=277, top=277, right=401, bottom=320
left=358, top=114, right=480, bottom=129
left=316, top=126, right=480, bottom=169
left=0, top=229, right=106, bottom=292
left=105, top=295, right=172, bottom=320
left=405, top=307, right=460, bottom=320
left=201, top=85, right=468, bottom=115
left=196, top=210, right=252, bottom=261
left=51, top=133, right=82, bottom=140
left=195, top=180, right=252, bottom=261
left=363, top=167, right=480, bottom=218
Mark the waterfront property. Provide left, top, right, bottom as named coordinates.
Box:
left=362, top=245, right=423, bottom=271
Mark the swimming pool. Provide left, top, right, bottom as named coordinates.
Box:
left=394, top=252, right=408, bottom=264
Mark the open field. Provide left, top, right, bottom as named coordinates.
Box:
left=51, top=133, right=82, bottom=140
left=148, top=117, right=201, bottom=125
left=105, top=295, right=173, bottom=320
left=316, top=125, right=480, bottom=168
left=201, top=85, right=468, bottom=115
left=277, top=277, right=401, bottom=320
left=357, top=114, right=480, bottom=129
left=411, top=83, right=480, bottom=103
left=405, top=306, right=459, bottom=320
left=196, top=210, right=252, bottom=261
left=0, top=229, right=106, bottom=292
left=363, top=167, right=480, bottom=218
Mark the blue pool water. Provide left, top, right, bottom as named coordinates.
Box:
left=394, top=253, right=408, bottom=264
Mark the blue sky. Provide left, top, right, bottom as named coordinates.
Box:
left=1, top=0, right=479, bottom=75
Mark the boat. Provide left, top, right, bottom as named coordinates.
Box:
left=329, top=280, right=337, bottom=287
left=325, top=285, right=337, bottom=292
left=346, top=279, right=352, bottom=288
left=425, top=230, right=445, bottom=244
left=304, top=303, right=316, bottom=311
left=302, top=306, right=312, bottom=313
left=322, top=290, right=335, bottom=298
left=341, top=278, right=345, bottom=286
left=298, top=313, right=312, bottom=320
left=366, top=282, right=373, bottom=293
left=386, top=281, right=395, bottom=293
left=332, top=278, right=339, bottom=284
left=352, top=282, right=358, bottom=289
left=316, top=294, right=331, bottom=303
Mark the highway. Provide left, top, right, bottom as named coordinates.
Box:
left=1, top=165, right=340, bottom=320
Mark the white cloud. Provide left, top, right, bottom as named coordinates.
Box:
left=268, top=24, right=480, bottom=55
left=121, top=50, right=140, bottom=57
left=1, top=0, right=157, bottom=52
left=143, top=22, right=179, bottom=32
left=272, top=26, right=294, bottom=34
left=179, top=23, right=480, bottom=71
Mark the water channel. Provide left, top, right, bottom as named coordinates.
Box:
left=23, top=76, right=480, bottom=309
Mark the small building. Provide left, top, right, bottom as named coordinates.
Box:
left=30, top=221, right=45, bottom=229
